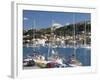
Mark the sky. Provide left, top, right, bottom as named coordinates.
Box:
left=23, top=10, right=91, bottom=30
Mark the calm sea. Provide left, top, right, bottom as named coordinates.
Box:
left=23, top=46, right=91, bottom=66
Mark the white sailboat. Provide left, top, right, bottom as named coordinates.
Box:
left=46, top=20, right=67, bottom=68
left=23, top=20, right=47, bottom=68
left=32, top=20, right=46, bottom=61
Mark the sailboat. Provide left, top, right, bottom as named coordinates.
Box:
left=23, top=20, right=47, bottom=68
left=69, top=49, right=82, bottom=67
left=47, top=43, right=67, bottom=68
left=69, top=13, right=82, bottom=67
left=32, top=20, right=48, bottom=67
left=46, top=20, right=67, bottom=68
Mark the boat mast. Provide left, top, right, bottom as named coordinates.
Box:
left=33, top=20, right=35, bottom=39
left=73, top=13, right=76, bottom=59
left=84, top=20, right=86, bottom=47
left=47, top=39, right=50, bottom=60
left=84, top=20, right=87, bottom=62
left=47, top=20, right=53, bottom=59
left=47, top=19, right=55, bottom=59
left=33, top=20, right=36, bottom=51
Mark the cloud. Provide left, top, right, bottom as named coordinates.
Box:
left=24, top=17, right=29, bottom=20
left=66, top=23, right=70, bottom=26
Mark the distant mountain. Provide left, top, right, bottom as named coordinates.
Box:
left=23, top=20, right=91, bottom=37
left=54, top=20, right=91, bottom=36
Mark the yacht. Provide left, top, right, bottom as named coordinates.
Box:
left=69, top=14, right=82, bottom=67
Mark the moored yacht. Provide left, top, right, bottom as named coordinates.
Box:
left=69, top=13, right=82, bottom=67
left=69, top=53, right=82, bottom=67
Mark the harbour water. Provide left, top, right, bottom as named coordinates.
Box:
left=23, top=46, right=91, bottom=66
